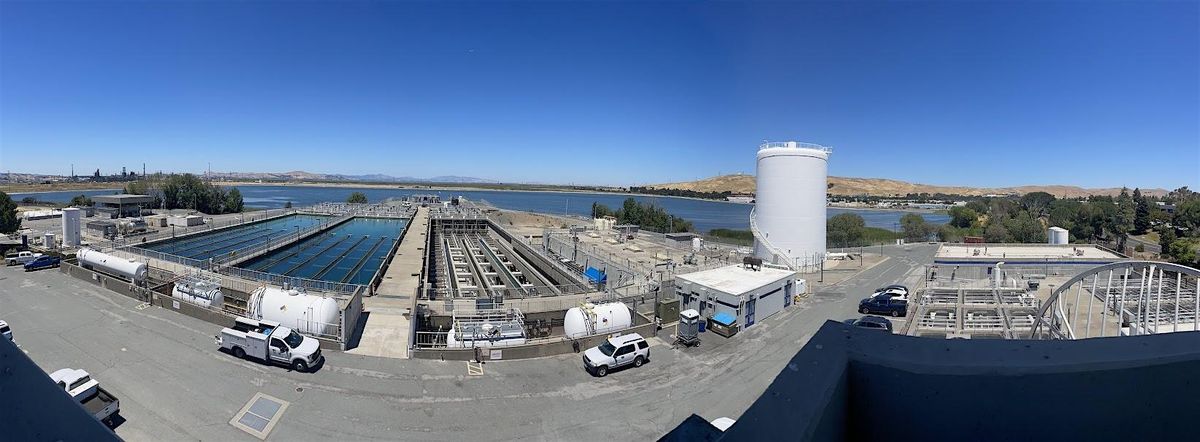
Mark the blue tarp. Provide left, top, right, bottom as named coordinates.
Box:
left=711, top=312, right=736, bottom=326
left=584, top=267, right=607, bottom=284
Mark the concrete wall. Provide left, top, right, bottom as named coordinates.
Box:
left=711, top=320, right=1200, bottom=441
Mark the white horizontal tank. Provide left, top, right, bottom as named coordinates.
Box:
left=172, top=276, right=225, bottom=309
left=77, top=248, right=148, bottom=282
left=248, top=286, right=340, bottom=337
left=563, top=302, right=633, bottom=339
left=753, top=141, right=832, bottom=271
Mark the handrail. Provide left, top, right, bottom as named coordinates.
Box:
left=749, top=207, right=796, bottom=271
left=758, top=141, right=833, bottom=152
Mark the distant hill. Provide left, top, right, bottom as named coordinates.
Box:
left=647, top=174, right=1168, bottom=198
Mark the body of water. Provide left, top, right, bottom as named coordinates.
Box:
left=9, top=186, right=949, bottom=232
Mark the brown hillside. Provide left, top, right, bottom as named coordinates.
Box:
left=647, top=175, right=1168, bottom=198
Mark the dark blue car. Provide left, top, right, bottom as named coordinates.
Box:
left=859, top=295, right=907, bottom=317
left=24, top=255, right=60, bottom=271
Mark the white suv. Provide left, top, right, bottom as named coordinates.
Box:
left=583, top=333, right=650, bottom=377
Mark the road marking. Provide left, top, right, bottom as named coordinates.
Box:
left=467, top=361, right=484, bottom=376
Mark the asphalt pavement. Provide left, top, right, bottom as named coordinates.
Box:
left=0, top=243, right=936, bottom=441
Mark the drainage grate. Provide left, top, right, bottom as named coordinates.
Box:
left=230, top=393, right=290, bottom=440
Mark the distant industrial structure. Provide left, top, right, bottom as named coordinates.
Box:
left=751, top=141, right=831, bottom=272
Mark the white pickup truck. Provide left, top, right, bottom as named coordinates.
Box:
left=5, top=251, right=42, bottom=266
left=216, top=317, right=323, bottom=372
left=49, top=368, right=120, bottom=425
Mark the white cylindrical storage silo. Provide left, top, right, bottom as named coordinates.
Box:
left=44, top=232, right=56, bottom=249
left=692, top=237, right=703, bottom=252
left=563, top=302, right=633, bottom=338
left=77, top=248, right=148, bottom=282
left=753, top=141, right=831, bottom=271
left=249, top=286, right=340, bottom=337
left=1048, top=227, right=1068, bottom=245
left=62, top=208, right=81, bottom=247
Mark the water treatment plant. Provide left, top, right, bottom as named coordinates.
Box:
left=3, top=130, right=1199, bottom=441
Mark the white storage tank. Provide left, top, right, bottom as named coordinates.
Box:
left=1048, top=227, right=1069, bottom=245
left=753, top=141, right=831, bottom=272
left=43, top=232, right=56, bottom=249
left=248, top=286, right=340, bottom=337
left=62, top=208, right=81, bottom=247
left=172, top=276, right=224, bottom=308
left=563, top=302, right=633, bottom=339
left=692, top=237, right=703, bottom=252
left=77, top=248, right=148, bottom=282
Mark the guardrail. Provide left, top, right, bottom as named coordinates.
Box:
left=216, top=265, right=364, bottom=295
left=103, top=208, right=298, bottom=248
left=212, top=213, right=353, bottom=266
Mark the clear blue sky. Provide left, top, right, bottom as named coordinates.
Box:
left=1, top=1, right=1197, bottom=190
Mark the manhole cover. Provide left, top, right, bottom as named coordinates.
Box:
left=230, top=392, right=290, bottom=440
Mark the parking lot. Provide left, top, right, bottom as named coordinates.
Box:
left=0, top=243, right=936, bottom=441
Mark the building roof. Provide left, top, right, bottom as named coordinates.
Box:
left=676, top=264, right=795, bottom=295
left=935, top=243, right=1122, bottom=261
left=92, top=194, right=153, bottom=204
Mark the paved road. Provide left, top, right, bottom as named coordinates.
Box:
left=0, top=244, right=936, bottom=441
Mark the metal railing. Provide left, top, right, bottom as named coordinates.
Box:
left=212, top=212, right=353, bottom=265
left=216, top=265, right=364, bottom=295
left=758, top=141, right=833, bottom=152
left=302, top=202, right=415, bottom=218
left=102, top=208, right=298, bottom=248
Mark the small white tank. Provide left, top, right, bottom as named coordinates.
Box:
left=563, top=302, right=632, bottom=339
left=77, top=248, right=148, bottom=282
left=248, top=286, right=340, bottom=337
left=172, top=277, right=224, bottom=308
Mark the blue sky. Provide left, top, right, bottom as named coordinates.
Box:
left=1, top=1, right=1197, bottom=189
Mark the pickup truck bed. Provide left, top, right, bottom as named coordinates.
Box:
left=80, top=387, right=119, bottom=422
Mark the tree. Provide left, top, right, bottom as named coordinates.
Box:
left=948, top=206, right=978, bottom=228
left=1159, top=227, right=1177, bottom=256
left=965, top=200, right=989, bottom=215
left=1175, top=200, right=1200, bottom=234
left=827, top=213, right=866, bottom=248
left=1003, top=211, right=1047, bottom=243
left=1047, top=199, right=1081, bottom=234
left=984, top=221, right=1009, bottom=243
left=347, top=192, right=368, bottom=204
left=1112, top=188, right=1136, bottom=250
left=0, top=192, right=20, bottom=234
left=1167, top=239, right=1197, bottom=266
left=1133, top=188, right=1151, bottom=234
left=224, top=188, right=244, bottom=213
left=1020, top=192, right=1056, bottom=217
left=68, top=194, right=93, bottom=207
left=937, top=224, right=964, bottom=242
left=899, top=213, right=931, bottom=241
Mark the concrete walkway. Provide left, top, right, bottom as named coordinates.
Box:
left=345, top=207, right=428, bottom=359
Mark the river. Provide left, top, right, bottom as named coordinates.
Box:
left=8, top=185, right=948, bottom=233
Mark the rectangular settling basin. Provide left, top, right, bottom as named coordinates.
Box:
left=144, top=214, right=332, bottom=261
left=236, top=217, right=408, bottom=285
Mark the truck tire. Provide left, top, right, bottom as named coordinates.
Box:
left=892, top=309, right=902, bottom=317
left=233, top=347, right=245, bottom=359
left=596, top=365, right=608, bottom=377
left=292, top=360, right=309, bottom=372
left=634, top=356, right=644, bottom=368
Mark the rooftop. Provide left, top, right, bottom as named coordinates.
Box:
left=675, top=264, right=794, bottom=294
left=935, top=243, right=1123, bottom=262
left=92, top=194, right=153, bottom=204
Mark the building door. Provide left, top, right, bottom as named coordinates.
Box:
left=746, top=298, right=756, bottom=328
left=784, top=282, right=793, bottom=307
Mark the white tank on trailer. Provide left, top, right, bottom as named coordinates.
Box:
left=563, top=302, right=633, bottom=339
left=753, top=141, right=832, bottom=272
left=172, top=275, right=224, bottom=308
left=77, top=248, right=148, bottom=282
left=248, top=286, right=340, bottom=337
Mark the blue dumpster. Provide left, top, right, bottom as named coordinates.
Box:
left=698, top=319, right=706, bottom=333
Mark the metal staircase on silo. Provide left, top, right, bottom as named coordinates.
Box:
left=749, top=207, right=795, bottom=271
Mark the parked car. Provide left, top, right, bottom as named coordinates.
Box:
left=583, top=333, right=650, bottom=377
left=24, top=255, right=61, bottom=271
left=859, top=296, right=907, bottom=317
left=843, top=315, right=893, bottom=332
left=0, top=320, right=11, bottom=341
left=871, top=284, right=909, bottom=300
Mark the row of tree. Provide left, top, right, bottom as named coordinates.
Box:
left=591, top=198, right=694, bottom=233
left=123, top=173, right=244, bottom=214
left=627, top=186, right=736, bottom=201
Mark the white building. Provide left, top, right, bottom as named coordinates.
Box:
left=674, top=264, right=803, bottom=332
